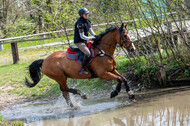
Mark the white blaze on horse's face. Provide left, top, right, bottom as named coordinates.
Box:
left=127, top=34, right=136, bottom=51
left=123, top=29, right=136, bottom=52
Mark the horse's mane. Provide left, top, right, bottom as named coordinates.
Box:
left=92, top=26, right=118, bottom=46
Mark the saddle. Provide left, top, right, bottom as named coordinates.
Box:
left=66, top=42, right=97, bottom=78
left=66, top=42, right=95, bottom=65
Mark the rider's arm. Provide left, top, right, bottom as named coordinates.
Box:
left=77, top=23, right=95, bottom=41
left=89, top=28, right=96, bottom=36
left=79, top=32, right=94, bottom=41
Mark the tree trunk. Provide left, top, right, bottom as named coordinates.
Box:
left=184, top=0, right=190, bottom=17
left=2, top=0, right=8, bottom=36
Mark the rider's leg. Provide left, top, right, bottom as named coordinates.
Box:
left=75, top=42, right=91, bottom=74
left=80, top=54, right=89, bottom=74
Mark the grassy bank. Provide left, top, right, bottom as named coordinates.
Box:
left=131, top=49, right=190, bottom=88
left=0, top=115, right=24, bottom=126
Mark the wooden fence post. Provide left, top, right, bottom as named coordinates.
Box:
left=11, top=42, right=19, bottom=64
left=0, top=43, right=3, bottom=51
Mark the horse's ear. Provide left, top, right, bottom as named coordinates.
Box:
left=119, top=23, right=124, bottom=32
left=125, top=24, right=127, bottom=28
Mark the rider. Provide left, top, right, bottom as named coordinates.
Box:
left=74, top=7, right=96, bottom=74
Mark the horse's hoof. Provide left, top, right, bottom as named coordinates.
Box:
left=128, top=94, right=135, bottom=100
left=128, top=91, right=135, bottom=100
left=69, top=103, right=74, bottom=108
left=110, top=90, right=118, bottom=98
left=131, top=99, right=136, bottom=102
left=81, top=94, right=88, bottom=99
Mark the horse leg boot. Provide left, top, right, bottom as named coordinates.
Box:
left=110, top=78, right=122, bottom=98
left=62, top=91, right=74, bottom=108
left=122, top=78, right=135, bottom=102
left=99, top=72, right=123, bottom=98
left=80, top=54, right=89, bottom=74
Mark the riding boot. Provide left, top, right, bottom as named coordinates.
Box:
left=80, top=54, right=89, bottom=74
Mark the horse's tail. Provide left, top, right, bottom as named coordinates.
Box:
left=25, top=59, right=44, bottom=88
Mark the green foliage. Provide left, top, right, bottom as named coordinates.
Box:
left=7, top=19, right=36, bottom=37
left=0, top=115, right=24, bottom=126
left=184, top=70, right=190, bottom=77
left=0, top=115, right=3, bottom=121
left=1, top=0, right=171, bottom=38
left=134, top=57, right=146, bottom=77
left=73, top=79, right=110, bottom=93
left=134, top=62, right=158, bottom=78
left=0, top=121, right=24, bottom=126
left=115, top=56, right=133, bottom=72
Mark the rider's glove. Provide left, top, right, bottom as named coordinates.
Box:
left=92, top=37, right=96, bottom=41
left=92, top=35, right=97, bottom=41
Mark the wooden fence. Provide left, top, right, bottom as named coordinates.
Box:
left=1, top=12, right=189, bottom=64
left=0, top=18, right=143, bottom=64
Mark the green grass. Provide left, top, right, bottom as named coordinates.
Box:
left=0, top=115, right=24, bottom=126
left=1, top=61, right=61, bottom=97
left=0, top=115, right=3, bottom=121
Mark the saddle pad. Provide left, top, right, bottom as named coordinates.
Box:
left=66, top=47, right=95, bottom=65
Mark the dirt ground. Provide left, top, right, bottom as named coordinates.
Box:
left=0, top=92, right=27, bottom=111
left=0, top=84, right=59, bottom=111
left=0, top=85, right=29, bottom=111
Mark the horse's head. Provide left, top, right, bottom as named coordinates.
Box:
left=117, top=23, right=136, bottom=52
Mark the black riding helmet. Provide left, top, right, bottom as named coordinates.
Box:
left=78, top=7, right=89, bottom=16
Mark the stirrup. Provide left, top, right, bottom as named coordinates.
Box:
left=80, top=68, right=88, bottom=74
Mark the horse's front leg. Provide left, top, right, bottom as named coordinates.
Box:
left=99, top=72, right=123, bottom=98
left=112, top=70, right=135, bottom=101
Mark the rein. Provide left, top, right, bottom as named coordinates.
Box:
left=119, top=28, right=133, bottom=50
left=93, top=28, right=133, bottom=72
left=93, top=46, right=115, bottom=72
left=98, top=42, right=116, bottom=48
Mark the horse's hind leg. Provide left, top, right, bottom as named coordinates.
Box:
left=55, top=76, right=74, bottom=108
left=68, top=88, right=88, bottom=99
left=62, top=91, right=74, bottom=108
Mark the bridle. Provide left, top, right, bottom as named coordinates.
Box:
left=119, top=28, right=133, bottom=50
left=98, top=28, right=133, bottom=50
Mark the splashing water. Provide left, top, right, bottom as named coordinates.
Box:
left=1, top=92, right=124, bottom=123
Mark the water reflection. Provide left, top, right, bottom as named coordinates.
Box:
left=28, top=86, right=190, bottom=126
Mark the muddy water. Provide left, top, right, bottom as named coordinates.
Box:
left=1, top=86, right=190, bottom=126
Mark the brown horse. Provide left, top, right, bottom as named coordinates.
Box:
left=25, top=23, right=136, bottom=107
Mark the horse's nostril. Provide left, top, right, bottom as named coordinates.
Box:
left=131, top=48, right=134, bottom=52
